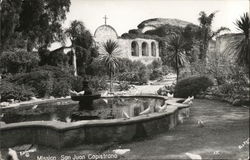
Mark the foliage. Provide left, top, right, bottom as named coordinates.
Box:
left=226, top=13, right=249, bottom=70
left=118, top=81, right=131, bottom=91
left=100, top=40, right=120, bottom=92
left=1, top=0, right=71, bottom=51
left=38, top=47, right=69, bottom=67
left=197, top=11, right=229, bottom=61
left=0, top=0, right=23, bottom=51
left=157, top=84, right=175, bottom=96
left=120, top=33, right=159, bottom=41
left=166, top=34, right=188, bottom=81
left=4, top=65, right=74, bottom=98
left=0, top=81, right=34, bottom=102
left=52, top=80, right=71, bottom=97
left=145, top=24, right=183, bottom=37
left=85, top=58, right=107, bottom=76
left=128, top=29, right=142, bottom=35
left=147, top=59, right=163, bottom=80
left=149, top=69, right=163, bottom=80
left=88, top=76, right=108, bottom=92
left=217, top=83, right=234, bottom=95
left=174, top=76, right=213, bottom=98
left=0, top=50, right=40, bottom=74
left=117, top=58, right=149, bottom=84
left=5, top=70, right=54, bottom=97
left=70, top=76, right=84, bottom=92
left=147, top=59, right=162, bottom=70
left=162, top=65, right=172, bottom=75
left=65, top=20, right=98, bottom=76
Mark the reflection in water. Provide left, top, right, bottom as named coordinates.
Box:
left=2, top=97, right=164, bottom=123
left=122, top=111, right=130, bottom=119
left=51, top=114, right=59, bottom=121
left=65, top=116, right=72, bottom=123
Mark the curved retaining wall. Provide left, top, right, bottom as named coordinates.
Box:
left=0, top=96, right=190, bottom=149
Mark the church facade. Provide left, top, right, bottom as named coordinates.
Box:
left=93, top=24, right=160, bottom=65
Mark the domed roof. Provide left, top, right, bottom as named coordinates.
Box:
left=94, top=25, right=118, bottom=40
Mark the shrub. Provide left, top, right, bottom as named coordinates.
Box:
left=118, top=72, right=136, bottom=82
left=88, top=76, right=108, bottom=92
left=174, top=76, right=213, bottom=98
left=150, top=69, right=163, bottom=80
left=86, top=59, right=107, bottom=76
left=162, top=65, right=172, bottom=75
left=52, top=80, right=71, bottom=97
left=0, top=50, right=40, bottom=74
left=117, top=58, right=149, bottom=84
left=0, top=81, right=34, bottom=102
left=31, top=66, right=74, bottom=97
left=71, top=76, right=84, bottom=92
left=5, top=65, right=74, bottom=98
left=6, top=71, right=54, bottom=97
left=157, top=84, right=175, bottom=96
left=118, top=81, right=131, bottom=91
left=218, top=83, right=234, bottom=95
left=134, top=64, right=149, bottom=84
left=148, top=59, right=162, bottom=70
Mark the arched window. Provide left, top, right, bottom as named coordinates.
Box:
left=142, top=42, right=148, bottom=56
left=151, top=42, right=156, bottom=57
left=131, top=41, right=139, bottom=56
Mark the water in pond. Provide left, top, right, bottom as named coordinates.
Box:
left=1, top=97, right=164, bottom=124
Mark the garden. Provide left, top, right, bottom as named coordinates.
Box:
left=0, top=0, right=249, bottom=159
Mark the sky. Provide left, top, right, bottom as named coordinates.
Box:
left=51, top=0, right=249, bottom=49
left=63, top=0, right=249, bottom=35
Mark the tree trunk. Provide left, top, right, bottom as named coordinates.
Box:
left=72, top=47, right=77, bottom=76
left=176, top=51, right=179, bottom=82
left=110, top=69, right=112, bottom=93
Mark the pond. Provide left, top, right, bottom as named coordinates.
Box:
left=1, top=97, right=164, bottom=124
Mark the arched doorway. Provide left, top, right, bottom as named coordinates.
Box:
left=142, top=42, right=148, bottom=56
left=151, top=42, right=156, bottom=57
left=131, top=41, right=139, bottom=56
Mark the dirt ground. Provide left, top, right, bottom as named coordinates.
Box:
left=1, top=99, right=249, bottom=160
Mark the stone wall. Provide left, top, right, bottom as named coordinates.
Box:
left=0, top=97, right=189, bottom=149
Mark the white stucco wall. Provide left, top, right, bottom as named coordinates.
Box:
left=117, top=38, right=160, bottom=65
left=94, top=25, right=161, bottom=65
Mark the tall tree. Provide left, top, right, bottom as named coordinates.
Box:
left=1, top=0, right=71, bottom=52
left=227, top=13, right=249, bottom=70
left=100, top=40, right=120, bottom=93
left=197, top=11, right=229, bottom=62
left=65, top=20, right=98, bottom=76
left=166, top=34, right=187, bottom=82
left=0, top=0, right=23, bottom=51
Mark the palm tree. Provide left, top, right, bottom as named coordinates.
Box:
left=167, top=34, right=187, bottom=82
left=100, top=39, right=120, bottom=93
left=228, top=13, right=249, bottom=69
left=198, top=11, right=229, bottom=62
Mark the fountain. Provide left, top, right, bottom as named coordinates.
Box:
left=71, top=81, right=101, bottom=120
left=0, top=81, right=191, bottom=149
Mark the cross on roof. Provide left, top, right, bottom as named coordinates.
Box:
left=103, top=15, right=108, bottom=25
